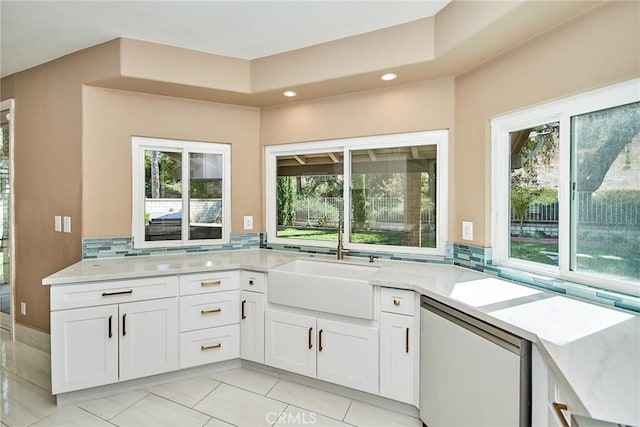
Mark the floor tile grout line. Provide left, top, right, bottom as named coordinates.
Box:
left=191, top=378, right=223, bottom=408
left=101, top=390, right=150, bottom=421
left=264, top=376, right=280, bottom=396
left=342, top=400, right=354, bottom=423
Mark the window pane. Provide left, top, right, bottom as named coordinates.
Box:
left=189, top=152, right=223, bottom=240
left=571, top=102, right=640, bottom=281
left=509, top=123, right=560, bottom=265
left=350, top=145, right=437, bottom=248
left=144, top=150, right=182, bottom=241
left=275, top=152, right=344, bottom=242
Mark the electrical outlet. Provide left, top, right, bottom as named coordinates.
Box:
left=20, top=302, right=26, bottom=316
left=63, top=216, right=71, bottom=233
left=462, top=221, right=473, bottom=241
left=54, top=216, right=62, bottom=232
left=243, top=215, right=253, bottom=230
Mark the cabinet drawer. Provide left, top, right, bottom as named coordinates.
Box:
left=380, top=288, right=415, bottom=316
left=180, top=291, right=239, bottom=332
left=179, top=271, right=239, bottom=295
left=240, top=271, right=266, bottom=293
left=50, top=276, right=179, bottom=310
left=180, top=324, right=240, bottom=368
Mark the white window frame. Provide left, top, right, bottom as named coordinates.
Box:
left=266, top=130, right=449, bottom=256
left=132, top=136, right=231, bottom=249
left=491, top=78, right=640, bottom=296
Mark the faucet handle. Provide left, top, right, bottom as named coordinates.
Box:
left=368, top=255, right=378, bottom=263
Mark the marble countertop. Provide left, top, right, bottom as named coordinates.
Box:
left=43, top=249, right=640, bottom=425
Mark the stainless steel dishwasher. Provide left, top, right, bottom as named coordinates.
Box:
left=420, top=296, right=531, bottom=427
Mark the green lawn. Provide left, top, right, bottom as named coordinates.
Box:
left=277, top=227, right=436, bottom=248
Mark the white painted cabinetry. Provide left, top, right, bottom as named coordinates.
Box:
left=532, top=345, right=585, bottom=427
left=240, top=270, right=266, bottom=363
left=178, top=271, right=240, bottom=368
left=379, top=287, right=419, bottom=405
left=50, top=276, right=179, bottom=394
left=265, top=308, right=379, bottom=394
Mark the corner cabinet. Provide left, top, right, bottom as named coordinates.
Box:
left=50, top=276, right=179, bottom=394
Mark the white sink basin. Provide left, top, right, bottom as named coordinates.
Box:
left=268, top=259, right=379, bottom=319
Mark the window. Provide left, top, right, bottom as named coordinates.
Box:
left=266, top=131, right=448, bottom=255
left=492, top=79, right=640, bottom=295
left=132, top=137, right=231, bottom=248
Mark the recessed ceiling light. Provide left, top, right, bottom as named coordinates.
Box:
left=283, top=90, right=297, bottom=97
left=380, top=72, right=397, bottom=81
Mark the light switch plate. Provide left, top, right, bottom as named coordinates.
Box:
left=63, top=216, right=71, bottom=233
left=243, top=215, right=253, bottom=230
left=462, top=221, right=473, bottom=241
left=54, top=216, right=62, bottom=232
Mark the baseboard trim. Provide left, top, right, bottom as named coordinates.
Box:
left=15, top=323, right=50, bottom=354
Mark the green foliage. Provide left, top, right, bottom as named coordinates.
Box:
left=352, top=175, right=367, bottom=228
left=277, top=177, right=295, bottom=226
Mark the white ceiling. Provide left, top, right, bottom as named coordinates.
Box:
left=0, top=0, right=450, bottom=78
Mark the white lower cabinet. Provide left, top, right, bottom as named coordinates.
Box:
left=316, top=317, right=378, bottom=394
left=240, top=290, right=265, bottom=363
left=51, top=297, right=179, bottom=394
left=265, top=309, right=316, bottom=377
left=180, top=324, right=240, bottom=368
left=379, top=312, right=417, bottom=404
left=532, top=345, right=584, bottom=427
left=379, top=287, right=419, bottom=405
left=265, top=308, right=378, bottom=394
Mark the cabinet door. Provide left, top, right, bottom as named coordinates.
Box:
left=51, top=305, right=119, bottom=394
left=265, top=309, right=316, bottom=377
left=240, top=291, right=265, bottom=363
left=316, top=318, right=379, bottom=394
left=380, top=312, right=416, bottom=404
left=119, top=298, right=179, bottom=381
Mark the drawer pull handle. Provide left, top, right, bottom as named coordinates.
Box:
left=308, top=327, right=313, bottom=349
left=248, top=279, right=255, bottom=285
left=201, top=280, right=221, bottom=287
left=201, top=343, right=222, bottom=351
left=201, top=308, right=222, bottom=315
left=102, top=290, right=133, bottom=297
left=108, top=315, right=113, bottom=338
left=319, top=329, right=324, bottom=352
left=393, top=299, right=400, bottom=306
left=241, top=300, right=247, bottom=320
left=405, top=327, right=410, bottom=353
left=552, top=403, right=570, bottom=427
left=122, top=313, right=127, bottom=336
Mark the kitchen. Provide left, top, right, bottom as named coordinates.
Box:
left=1, top=1, right=639, bottom=426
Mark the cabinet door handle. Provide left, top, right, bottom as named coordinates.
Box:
left=552, top=403, right=570, bottom=427
left=393, top=299, right=400, bottom=306
left=308, top=327, right=313, bottom=349
left=201, top=280, right=221, bottom=287
left=122, top=313, right=127, bottom=336
left=248, top=279, right=255, bottom=286
left=405, top=327, right=410, bottom=353
left=102, top=290, right=133, bottom=297
left=241, top=300, right=247, bottom=320
left=319, top=329, right=324, bottom=352
left=201, top=308, right=222, bottom=315
left=108, top=315, right=113, bottom=338
left=201, top=343, right=222, bottom=351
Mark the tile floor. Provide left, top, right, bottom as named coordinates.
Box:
left=0, top=330, right=422, bottom=426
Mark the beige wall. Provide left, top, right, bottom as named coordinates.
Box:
left=0, top=41, right=119, bottom=332
left=453, top=0, right=640, bottom=247
left=82, top=87, right=261, bottom=237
